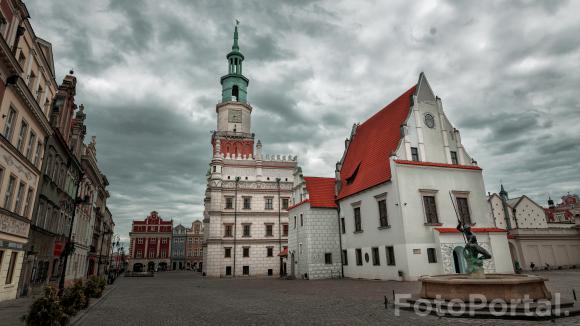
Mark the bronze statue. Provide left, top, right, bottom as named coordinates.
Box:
left=457, top=223, right=492, bottom=277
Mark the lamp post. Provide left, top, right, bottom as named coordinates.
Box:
left=58, top=172, right=87, bottom=296
left=233, top=176, right=240, bottom=277
left=276, top=178, right=282, bottom=277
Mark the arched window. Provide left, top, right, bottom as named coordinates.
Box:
left=232, top=85, right=239, bottom=100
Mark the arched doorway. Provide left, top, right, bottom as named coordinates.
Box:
left=147, top=261, right=155, bottom=272
left=452, top=246, right=467, bottom=274
left=133, top=263, right=143, bottom=272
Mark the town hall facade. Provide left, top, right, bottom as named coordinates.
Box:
left=202, top=26, right=296, bottom=277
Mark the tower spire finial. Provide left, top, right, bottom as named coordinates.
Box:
left=232, top=20, right=240, bottom=51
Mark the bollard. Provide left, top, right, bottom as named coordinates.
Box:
left=384, top=296, right=388, bottom=309
left=573, top=289, right=577, bottom=301
left=392, top=290, right=395, bottom=301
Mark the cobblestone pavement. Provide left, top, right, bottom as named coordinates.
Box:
left=76, top=269, right=580, bottom=326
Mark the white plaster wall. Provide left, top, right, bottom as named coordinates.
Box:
left=339, top=182, right=409, bottom=280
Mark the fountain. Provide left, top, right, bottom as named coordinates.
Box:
left=397, top=222, right=578, bottom=319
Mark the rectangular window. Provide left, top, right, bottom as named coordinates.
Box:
left=354, top=207, right=362, bottom=232
left=341, top=217, right=346, bottom=234
left=225, top=197, right=233, bottom=209
left=25, top=131, right=36, bottom=160
left=225, top=266, right=232, bottom=275
left=300, top=214, right=303, bottom=227
left=282, top=224, right=288, bottom=236
left=5, top=252, right=18, bottom=284
left=427, top=248, right=437, bottom=263
left=136, top=250, right=142, bottom=258
left=342, top=249, right=348, bottom=266
left=265, top=224, right=273, bottom=237
left=282, top=198, right=289, bottom=209
left=423, top=195, right=439, bottom=224
left=34, top=142, right=42, bottom=167
left=293, top=216, right=296, bottom=229
left=378, top=199, right=388, bottom=227
left=268, top=269, right=273, bottom=276
left=13, top=181, right=25, bottom=214
left=265, top=197, right=273, bottom=210
left=267, top=247, right=273, bottom=257
left=224, top=224, right=233, bottom=237
left=3, top=108, right=16, bottom=141
left=456, top=197, right=472, bottom=225
left=325, top=253, right=332, bottom=265
left=242, top=224, right=251, bottom=237
left=386, top=246, right=396, bottom=266
left=450, top=151, right=458, bottom=165
left=243, top=197, right=251, bottom=209
left=16, top=120, right=28, bottom=152
left=411, top=147, right=419, bottom=162
left=243, top=247, right=250, bottom=257
left=137, top=238, right=143, bottom=244
left=224, top=247, right=231, bottom=258
left=242, top=266, right=249, bottom=275
left=355, top=249, right=363, bottom=266
left=371, top=247, right=380, bottom=266
left=4, top=175, right=16, bottom=210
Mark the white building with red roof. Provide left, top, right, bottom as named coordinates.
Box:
left=335, top=73, right=513, bottom=281
left=287, top=170, right=341, bottom=279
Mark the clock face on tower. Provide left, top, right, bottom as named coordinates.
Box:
left=228, top=109, right=242, bottom=123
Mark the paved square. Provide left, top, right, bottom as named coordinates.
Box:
left=76, top=270, right=580, bottom=326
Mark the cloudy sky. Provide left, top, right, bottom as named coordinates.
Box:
left=25, top=0, right=580, bottom=240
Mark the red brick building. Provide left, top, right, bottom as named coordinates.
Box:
left=128, top=211, right=172, bottom=272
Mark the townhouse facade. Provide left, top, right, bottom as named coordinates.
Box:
left=0, top=0, right=55, bottom=301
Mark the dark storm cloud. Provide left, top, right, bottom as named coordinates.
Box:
left=24, top=0, right=580, bottom=239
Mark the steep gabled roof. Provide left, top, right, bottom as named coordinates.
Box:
left=337, top=85, right=416, bottom=199
left=304, top=177, right=337, bottom=208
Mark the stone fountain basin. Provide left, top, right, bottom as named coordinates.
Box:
left=419, top=274, right=551, bottom=301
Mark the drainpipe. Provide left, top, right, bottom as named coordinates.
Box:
left=276, top=178, right=282, bottom=277
left=337, top=203, right=343, bottom=278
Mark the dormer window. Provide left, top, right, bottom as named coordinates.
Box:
left=346, top=163, right=360, bottom=185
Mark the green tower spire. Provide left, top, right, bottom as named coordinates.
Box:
left=220, top=21, right=249, bottom=103
left=232, top=23, right=239, bottom=51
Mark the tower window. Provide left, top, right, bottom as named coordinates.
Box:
left=232, top=85, right=239, bottom=100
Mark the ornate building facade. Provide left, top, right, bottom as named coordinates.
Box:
left=185, top=220, right=203, bottom=271
left=202, top=26, right=296, bottom=277
left=128, top=211, right=172, bottom=272
left=0, top=0, right=56, bottom=301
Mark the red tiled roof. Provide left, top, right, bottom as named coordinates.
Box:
left=435, top=227, right=507, bottom=233
left=304, top=177, right=337, bottom=208
left=337, top=86, right=416, bottom=199
left=394, top=160, right=482, bottom=171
